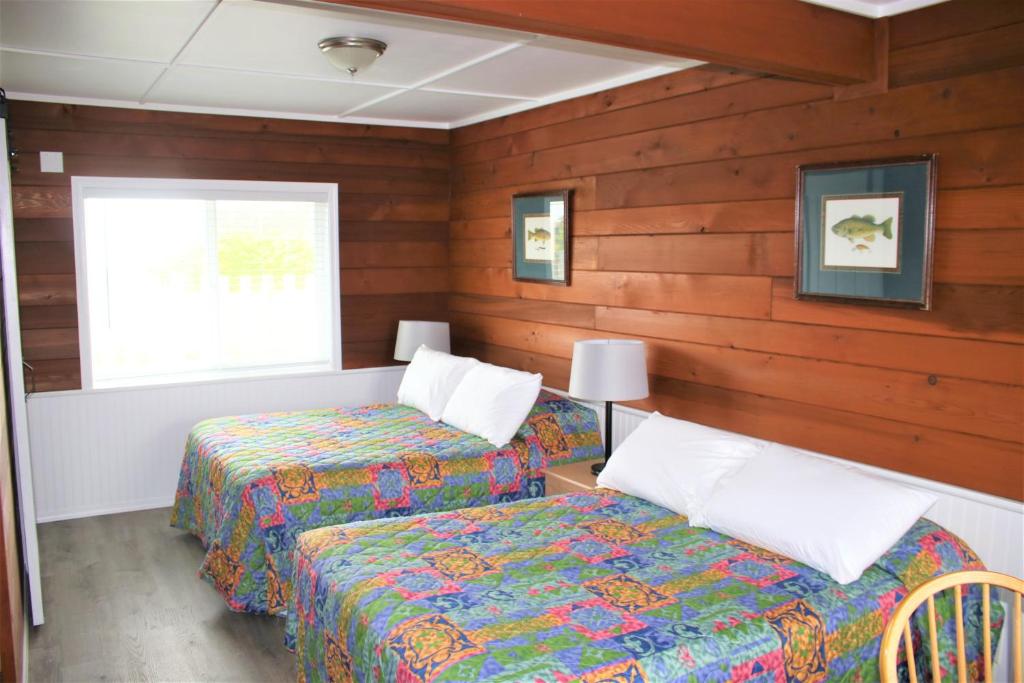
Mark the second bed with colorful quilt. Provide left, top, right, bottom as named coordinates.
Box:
left=171, top=390, right=602, bottom=616
left=290, top=491, right=998, bottom=682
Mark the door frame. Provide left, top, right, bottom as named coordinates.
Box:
left=0, top=118, right=43, bottom=625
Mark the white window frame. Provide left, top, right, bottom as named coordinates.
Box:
left=70, top=176, right=342, bottom=390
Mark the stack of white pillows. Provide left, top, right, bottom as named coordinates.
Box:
left=597, top=412, right=938, bottom=585
left=396, top=345, right=542, bottom=447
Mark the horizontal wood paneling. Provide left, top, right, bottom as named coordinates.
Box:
left=453, top=312, right=1021, bottom=442
left=574, top=199, right=795, bottom=236
left=889, top=22, right=1024, bottom=87
left=13, top=154, right=449, bottom=196
left=454, top=341, right=1022, bottom=501
left=21, top=359, right=80, bottom=395
left=12, top=128, right=450, bottom=170
left=451, top=267, right=773, bottom=319
left=451, top=67, right=753, bottom=147
left=7, top=100, right=449, bottom=145
left=342, top=293, right=448, bottom=344
left=593, top=305, right=1023, bottom=386
left=453, top=77, right=833, bottom=166
left=889, top=0, right=1024, bottom=48
left=594, top=126, right=1023, bottom=209
left=770, top=278, right=1024, bottom=344
left=449, top=0, right=1024, bottom=499
left=8, top=101, right=450, bottom=390
left=453, top=67, right=1024, bottom=193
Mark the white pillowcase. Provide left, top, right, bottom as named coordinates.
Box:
left=441, top=363, right=542, bottom=447
left=596, top=412, right=766, bottom=519
left=699, top=443, right=937, bottom=584
left=396, top=345, right=478, bottom=421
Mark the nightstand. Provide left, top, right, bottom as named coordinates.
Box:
left=543, top=459, right=603, bottom=496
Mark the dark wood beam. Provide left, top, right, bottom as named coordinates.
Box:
left=328, top=0, right=877, bottom=85
left=834, top=17, right=889, bottom=99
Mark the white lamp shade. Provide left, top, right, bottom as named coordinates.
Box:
left=568, top=339, right=649, bottom=402
left=394, top=320, right=450, bottom=361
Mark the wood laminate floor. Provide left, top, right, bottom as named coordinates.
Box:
left=29, top=507, right=296, bottom=682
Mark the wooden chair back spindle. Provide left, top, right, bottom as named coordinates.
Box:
left=879, top=570, right=1024, bottom=683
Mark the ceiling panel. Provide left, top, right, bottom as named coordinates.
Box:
left=349, top=89, right=524, bottom=125
left=178, top=0, right=521, bottom=87
left=535, top=35, right=699, bottom=68
left=147, top=65, right=397, bottom=116
left=0, top=51, right=165, bottom=101
left=802, top=0, right=948, bottom=17
left=0, top=0, right=216, bottom=62
left=0, top=0, right=711, bottom=128
left=426, top=42, right=667, bottom=99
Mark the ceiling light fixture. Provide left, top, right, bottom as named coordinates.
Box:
left=318, top=37, right=388, bottom=76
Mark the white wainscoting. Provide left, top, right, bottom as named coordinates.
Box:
left=27, top=366, right=405, bottom=522
left=598, top=402, right=1024, bottom=580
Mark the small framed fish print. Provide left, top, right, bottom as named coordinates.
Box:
left=795, top=155, right=936, bottom=310
left=512, top=189, right=572, bottom=285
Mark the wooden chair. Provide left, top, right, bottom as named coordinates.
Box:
left=879, top=570, right=1024, bottom=683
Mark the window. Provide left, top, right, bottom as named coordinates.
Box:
left=71, top=177, right=340, bottom=389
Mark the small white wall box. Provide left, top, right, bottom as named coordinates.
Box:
left=39, top=152, right=63, bottom=173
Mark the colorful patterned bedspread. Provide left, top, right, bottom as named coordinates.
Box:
left=171, top=390, right=602, bottom=616
left=291, top=490, right=997, bottom=683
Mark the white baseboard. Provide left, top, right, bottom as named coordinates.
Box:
left=36, top=496, right=175, bottom=524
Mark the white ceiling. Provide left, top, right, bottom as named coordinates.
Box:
left=0, top=0, right=949, bottom=129
left=804, top=0, right=947, bottom=18
left=0, top=0, right=700, bottom=129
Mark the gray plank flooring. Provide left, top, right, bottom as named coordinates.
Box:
left=29, top=507, right=296, bottom=682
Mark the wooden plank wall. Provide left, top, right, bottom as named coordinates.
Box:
left=448, top=0, right=1024, bottom=500
left=6, top=103, right=450, bottom=391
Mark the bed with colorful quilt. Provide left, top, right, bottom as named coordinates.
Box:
left=170, top=390, right=602, bottom=617
left=290, top=490, right=998, bottom=683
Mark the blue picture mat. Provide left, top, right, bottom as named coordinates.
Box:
left=800, top=161, right=929, bottom=303
left=513, top=193, right=566, bottom=282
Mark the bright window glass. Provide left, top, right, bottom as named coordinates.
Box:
left=72, top=178, right=340, bottom=389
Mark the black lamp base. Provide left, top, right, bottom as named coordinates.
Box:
left=591, top=399, right=614, bottom=477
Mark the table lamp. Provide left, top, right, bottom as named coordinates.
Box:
left=394, top=320, right=450, bottom=361
left=568, top=339, right=649, bottom=475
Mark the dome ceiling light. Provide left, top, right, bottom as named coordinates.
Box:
left=318, top=37, right=388, bottom=76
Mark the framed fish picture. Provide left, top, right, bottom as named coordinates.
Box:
left=512, top=189, right=571, bottom=285
left=795, top=155, right=936, bottom=309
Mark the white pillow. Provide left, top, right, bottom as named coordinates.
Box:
left=699, top=443, right=937, bottom=584
left=441, top=363, right=542, bottom=447
left=396, top=345, right=478, bottom=421
left=596, top=412, right=765, bottom=518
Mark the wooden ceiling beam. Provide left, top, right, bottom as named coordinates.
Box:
left=327, top=0, right=877, bottom=85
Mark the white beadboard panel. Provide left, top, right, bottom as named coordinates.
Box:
left=28, top=366, right=405, bottom=523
